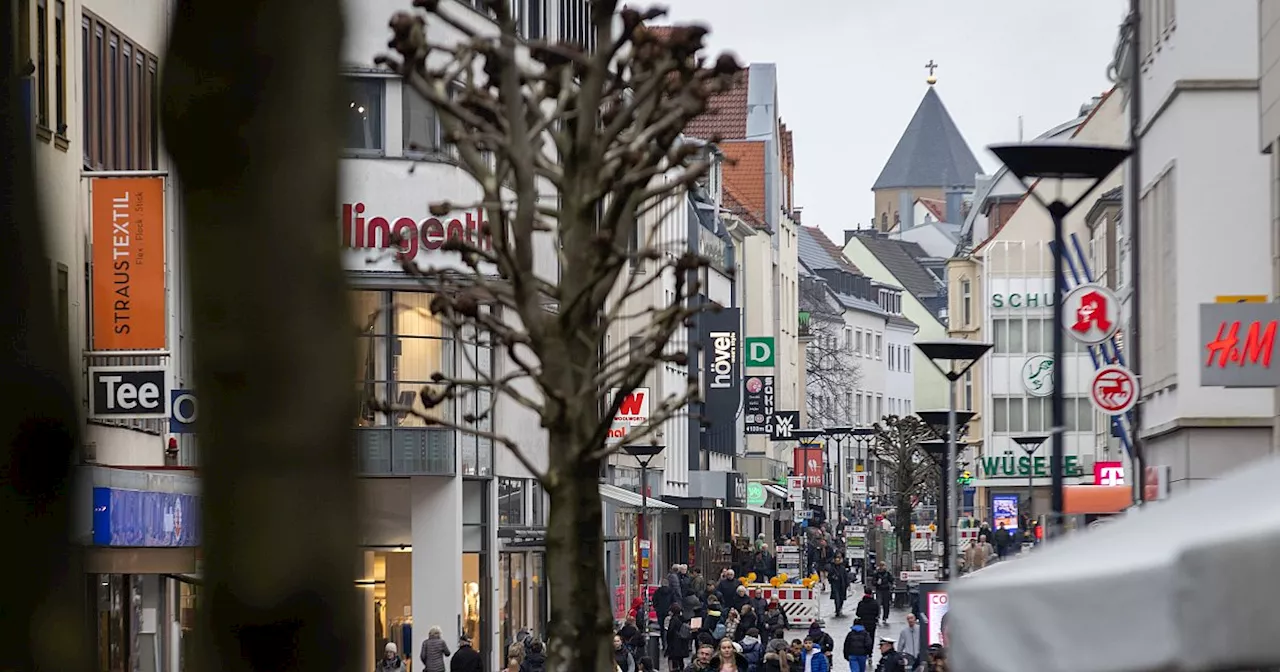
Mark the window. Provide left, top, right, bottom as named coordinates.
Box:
left=56, top=262, right=69, bottom=343
left=844, top=327, right=852, bottom=354
left=992, top=397, right=1024, bottom=433
left=83, top=12, right=158, bottom=170
left=403, top=83, right=446, bottom=155
left=53, top=0, right=65, bottom=137
left=854, top=394, right=862, bottom=424
left=36, top=0, right=48, bottom=131
left=81, top=17, right=89, bottom=162
left=963, top=370, right=973, bottom=411
left=960, top=279, right=972, bottom=326
left=351, top=290, right=454, bottom=427
left=530, top=480, right=545, bottom=526
left=344, top=78, right=384, bottom=152
left=875, top=394, right=883, bottom=423
left=498, top=478, right=526, bottom=526
left=874, top=333, right=883, bottom=360
left=1140, top=166, right=1177, bottom=386
left=853, top=329, right=862, bottom=355
left=17, top=0, right=32, bottom=74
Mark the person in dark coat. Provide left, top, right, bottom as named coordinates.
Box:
left=828, top=554, right=851, bottom=617
left=451, top=637, right=483, bottom=672
left=870, top=563, right=895, bottom=625
left=665, top=605, right=691, bottom=672
left=854, top=591, right=880, bottom=644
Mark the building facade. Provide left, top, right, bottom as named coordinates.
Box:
left=1123, top=0, right=1274, bottom=491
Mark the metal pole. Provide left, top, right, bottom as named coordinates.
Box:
left=835, top=437, right=844, bottom=525
left=1127, top=0, right=1147, bottom=506
left=946, top=381, right=960, bottom=582
left=639, top=462, right=648, bottom=631
left=1050, top=204, right=1068, bottom=536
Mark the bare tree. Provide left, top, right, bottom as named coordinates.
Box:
left=871, top=415, right=938, bottom=571
left=377, top=2, right=741, bottom=671
left=161, top=1, right=361, bottom=670
left=800, top=278, right=860, bottom=429
left=0, top=13, right=89, bottom=668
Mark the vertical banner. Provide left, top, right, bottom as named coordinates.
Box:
left=794, top=441, right=824, bottom=488
left=700, top=307, right=741, bottom=451
left=92, top=177, right=166, bottom=350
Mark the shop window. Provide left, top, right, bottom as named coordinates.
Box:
left=462, top=552, right=484, bottom=653
left=344, top=78, right=384, bottom=153
left=498, top=477, right=526, bottom=526
left=351, top=290, right=454, bottom=427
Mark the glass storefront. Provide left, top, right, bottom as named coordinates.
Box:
left=499, top=550, right=548, bottom=647
left=94, top=574, right=140, bottom=672
left=369, top=548, right=490, bottom=664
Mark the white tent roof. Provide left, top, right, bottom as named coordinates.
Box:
left=949, top=456, right=1280, bottom=672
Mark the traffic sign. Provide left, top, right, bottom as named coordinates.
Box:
left=1090, top=364, right=1139, bottom=415
left=1064, top=283, right=1121, bottom=346
left=786, top=476, right=804, bottom=503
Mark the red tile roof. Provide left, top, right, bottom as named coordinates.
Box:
left=803, top=226, right=861, bottom=274
left=917, top=197, right=945, bottom=221
left=720, top=141, right=767, bottom=228
left=683, top=69, right=749, bottom=141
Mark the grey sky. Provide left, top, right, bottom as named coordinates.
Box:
left=659, top=0, right=1127, bottom=236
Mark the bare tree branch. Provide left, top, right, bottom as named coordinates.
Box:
left=800, top=277, right=862, bottom=428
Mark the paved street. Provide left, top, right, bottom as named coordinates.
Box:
left=802, top=582, right=915, bottom=672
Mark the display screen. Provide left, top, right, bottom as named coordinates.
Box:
left=926, top=591, right=948, bottom=646
left=992, top=494, right=1019, bottom=532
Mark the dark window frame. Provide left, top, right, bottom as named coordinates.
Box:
left=343, top=77, right=385, bottom=155
left=53, top=0, right=66, bottom=139
left=82, top=11, right=158, bottom=171
left=36, top=0, right=49, bottom=133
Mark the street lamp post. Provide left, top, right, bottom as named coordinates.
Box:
left=1011, top=435, right=1049, bottom=538
left=916, top=339, right=992, bottom=583
left=824, top=426, right=855, bottom=527
left=917, top=410, right=976, bottom=581
left=989, top=142, right=1131, bottom=539
left=624, top=443, right=664, bottom=652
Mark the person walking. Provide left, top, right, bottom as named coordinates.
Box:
left=665, top=605, right=692, bottom=672
left=870, top=564, right=895, bottom=625
left=451, top=637, right=483, bottom=672
left=377, top=642, right=406, bottom=672
left=841, top=622, right=873, bottom=672
left=853, top=591, right=880, bottom=644
left=714, top=638, right=750, bottom=672
left=800, top=636, right=830, bottom=672
left=895, top=614, right=921, bottom=671
left=614, top=635, right=637, bottom=672
left=828, top=554, right=850, bottom=618
left=993, top=523, right=1012, bottom=560
left=420, top=626, right=451, bottom=672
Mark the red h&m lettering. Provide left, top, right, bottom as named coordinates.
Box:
left=618, top=392, right=646, bottom=416
left=1204, top=320, right=1278, bottom=368
left=341, top=202, right=494, bottom=261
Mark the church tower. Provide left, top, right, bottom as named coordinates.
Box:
left=871, top=65, right=983, bottom=232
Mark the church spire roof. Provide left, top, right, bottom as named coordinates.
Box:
left=872, top=87, right=982, bottom=191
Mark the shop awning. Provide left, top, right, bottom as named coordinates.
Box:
left=728, top=505, right=775, bottom=517
left=764, top=485, right=789, bottom=500
left=599, top=483, right=677, bottom=510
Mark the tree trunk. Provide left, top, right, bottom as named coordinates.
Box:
left=0, top=8, right=90, bottom=668
left=894, top=494, right=912, bottom=573
left=160, top=2, right=358, bottom=671
left=544, top=434, right=612, bottom=672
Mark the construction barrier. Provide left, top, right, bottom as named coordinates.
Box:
left=910, top=529, right=935, bottom=553
left=745, top=585, right=820, bottom=629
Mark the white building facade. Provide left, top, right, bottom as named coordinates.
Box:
left=1122, top=0, right=1274, bottom=490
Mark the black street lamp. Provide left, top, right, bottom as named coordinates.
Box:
left=624, top=443, right=664, bottom=647
left=989, top=142, right=1131, bottom=539
left=1011, top=435, right=1049, bottom=535
left=917, top=409, right=976, bottom=581
left=849, top=426, right=875, bottom=517
left=823, top=426, right=855, bottom=524
left=915, top=338, right=991, bottom=582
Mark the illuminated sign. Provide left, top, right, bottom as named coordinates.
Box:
left=1094, top=461, right=1125, bottom=486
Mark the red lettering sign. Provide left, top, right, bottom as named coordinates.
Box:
left=341, top=202, right=494, bottom=262
left=1204, top=320, right=1277, bottom=369
left=618, top=392, right=646, bottom=417
left=1072, top=290, right=1113, bottom=334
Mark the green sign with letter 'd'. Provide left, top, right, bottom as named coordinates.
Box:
left=745, top=337, right=775, bottom=367
left=978, top=454, right=1083, bottom=479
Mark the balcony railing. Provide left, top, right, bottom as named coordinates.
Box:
left=798, top=311, right=812, bottom=338
left=354, top=427, right=455, bottom=476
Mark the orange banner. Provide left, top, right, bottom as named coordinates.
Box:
left=91, top=177, right=166, bottom=350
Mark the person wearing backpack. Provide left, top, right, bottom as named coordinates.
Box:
left=739, top=627, right=765, bottom=672
left=665, top=604, right=691, bottom=672
left=842, top=623, right=873, bottom=672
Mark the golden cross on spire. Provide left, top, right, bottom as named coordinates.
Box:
left=925, top=60, right=938, bottom=85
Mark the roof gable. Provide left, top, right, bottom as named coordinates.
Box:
left=851, top=233, right=943, bottom=302
left=872, top=87, right=983, bottom=191
left=684, top=70, right=749, bottom=141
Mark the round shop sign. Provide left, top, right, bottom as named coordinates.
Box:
left=746, top=482, right=766, bottom=507
left=1063, top=283, right=1121, bottom=346
left=1090, top=364, right=1139, bottom=415
left=1021, top=355, right=1054, bottom=397
left=746, top=377, right=764, bottom=393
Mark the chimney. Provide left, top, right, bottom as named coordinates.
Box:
left=898, top=190, right=915, bottom=230
left=945, top=187, right=966, bottom=225
left=790, top=207, right=803, bottom=224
